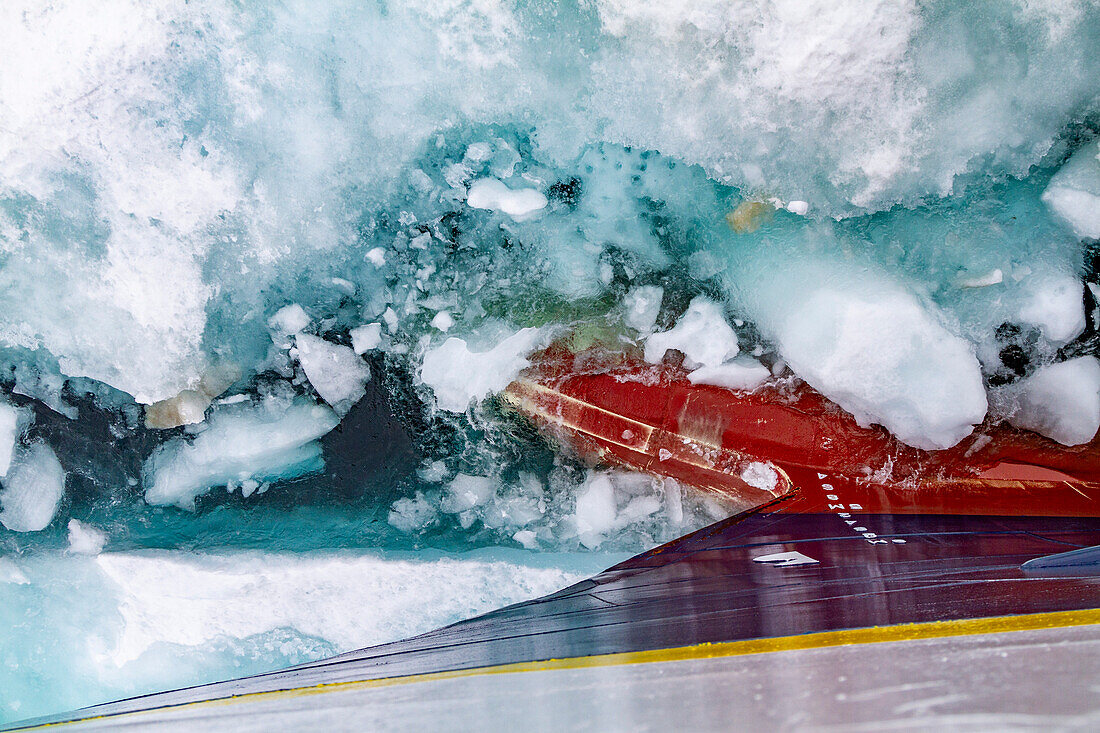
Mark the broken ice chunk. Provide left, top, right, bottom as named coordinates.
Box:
left=0, top=442, right=66, bottom=532
left=366, top=247, right=387, bottom=267
left=144, top=389, right=209, bottom=429
left=1042, top=138, right=1100, bottom=240
left=0, top=400, right=22, bottom=477
left=957, top=268, right=1004, bottom=288
left=143, top=397, right=339, bottom=510
left=687, top=357, right=771, bottom=391
left=388, top=492, right=439, bottom=533
left=67, top=519, right=107, bottom=555
left=1016, top=272, right=1085, bottom=344
left=350, top=323, right=383, bottom=354
left=420, top=327, right=549, bottom=412
left=440, top=474, right=496, bottom=514
left=431, top=311, right=454, bottom=332
left=268, top=304, right=311, bottom=336
left=466, top=178, right=547, bottom=218
left=294, top=334, right=371, bottom=414
left=785, top=200, right=809, bottom=216
left=623, top=286, right=664, bottom=334
left=574, top=474, right=617, bottom=550
left=1005, top=356, right=1100, bottom=446
left=644, top=297, right=739, bottom=369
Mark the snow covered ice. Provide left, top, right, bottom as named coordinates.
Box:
left=1, top=0, right=1099, bottom=725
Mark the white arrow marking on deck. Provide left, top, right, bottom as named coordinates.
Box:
left=752, top=550, right=820, bottom=567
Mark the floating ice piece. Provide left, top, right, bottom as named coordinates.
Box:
left=776, top=287, right=987, bottom=450
left=388, top=492, right=439, bottom=533
left=574, top=474, right=618, bottom=550
left=957, top=268, right=1004, bottom=289
left=350, top=323, right=382, bottom=354
left=144, top=390, right=209, bottom=429
left=1006, top=357, right=1100, bottom=446
left=366, top=247, right=387, bottom=267
left=645, top=297, right=739, bottom=369
left=441, top=474, right=496, bottom=514
left=67, top=519, right=107, bottom=555
left=1042, top=139, right=1100, bottom=240
left=740, top=462, right=779, bottom=493
left=688, top=357, right=771, bottom=392
left=0, top=400, right=21, bottom=477
left=294, top=334, right=370, bottom=414
left=420, top=327, right=549, bottom=412
left=0, top=557, right=28, bottom=585
left=268, top=304, right=311, bottom=336
left=143, top=398, right=339, bottom=510
left=1017, top=273, right=1085, bottom=344
left=785, top=200, right=809, bottom=216
left=623, top=286, right=664, bottom=334
left=431, top=311, right=455, bottom=332
left=512, top=529, right=538, bottom=549
left=466, top=178, right=547, bottom=218
left=0, top=442, right=65, bottom=532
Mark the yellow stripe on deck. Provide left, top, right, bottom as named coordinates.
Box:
left=25, top=608, right=1100, bottom=729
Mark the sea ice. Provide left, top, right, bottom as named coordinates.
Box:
left=420, top=327, right=549, bottom=412
left=293, top=334, right=371, bottom=414
left=466, top=178, right=548, bottom=219
left=143, top=397, right=339, bottom=509
left=1043, top=139, right=1100, bottom=240
left=644, top=297, right=739, bottom=369
left=1004, top=357, right=1100, bottom=446
left=688, top=358, right=772, bottom=392
left=0, top=443, right=66, bottom=532
left=67, top=519, right=107, bottom=555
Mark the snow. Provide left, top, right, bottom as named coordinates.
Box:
left=644, top=297, right=739, bottom=369
left=1042, top=139, right=1100, bottom=240
left=67, top=520, right=107, bottom=555
left=772, top=286, right=987, bottom=450
left=740, top=462, right=779, bottom=493
left=688, top=357, right=771, bottom=392
left=0, top=442, right=66, bottom=532
left=0, top=401, right=21, bottom=477
left=466, top=178, right=548, bottom=218
left=420, top=327, right=549, bottom=412
left=143, top=397, right=339, bottom=510
left=623, top=286, right=664, bottom=333
left=293, top=334, right=371, bottom=414
left=350, top=323, right=383, bottom=354
left=1004, top=357, right=1100, bottom=446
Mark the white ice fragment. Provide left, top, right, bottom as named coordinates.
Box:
left=144, top=389, right=209, bottom=429
left=466, top=178, right=548, bottom=218
left=957, top=268, right=1004, bottom=288
left=740, top=462, right=779, bottom=493
left=1006, top=357, right=1100, bottom=446
left=294, top=334, right=370, bottom=414
left=574, top=474, right=618, bottom=549
left=623, top=286, right=664, bottom=334
left=431, top=311, right=455, bottom=332
left=420, top=327, right=548, bottom=412
left=268, top=304, right=311, bottom=336
left=388, top=492, right=439, bottom=533
left=417, top=460, right=448, bottom=483
left=644, top=297, right=739, bottom=369
left=687, top=357, right=772, bottom=392
left=785, top=200, right=809, bottom=215
left=143, top=398, right=339, bottom=510
left=366, top=247, right=387, bottom=267
left=350, top=323, right=383, bottom=354
left=0, top=557, right=29, bottom=585
left=0, top=443, right=65, bottom=532
left=1042, top=139, right=1100, bottom=240
left=1017, top=274, right=1085, bottom=344
left=776, top=288, right=987, bottom=450
left=440, top=474, right=496, bottom=514
left=67, top=519, right=107, bottom=555
left=409, top=232, right=432, bottom=250
left=239, top=479, right=260, bottom=498
left=512, top=529, right=538, bottom=549
left=382, top=307, right=399, bottom=332
left=0, top=400, right=21, bottom=477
